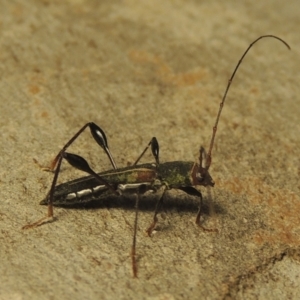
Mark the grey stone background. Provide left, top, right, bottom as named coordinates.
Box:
left=0, top=0, right=299, bottom=299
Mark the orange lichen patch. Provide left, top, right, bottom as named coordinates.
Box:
left=28, top=84, right=40, bottom=95
left=27, top=73, right=46, bottom=97
left=253, top=228, right=298, bottom=247
left=255, top=190, right=300, bottom=245
left=219, top=177, right=300, bottom=246
left=218, top=177, right=251, bottom=196
left=231, top=122, right=239, bottom=130
left=12, top=4, right=23, bottom=18
left=187, top=118, right=200, bottom=129
left=40, top=111, right=49, bottom=118
left=129, top=49, right=164, bottom=66
left=128, top=49, right=207, bottom=87
left=81, top=68, right=91, bottom=79
left=249, top=86, right=260, bottom=95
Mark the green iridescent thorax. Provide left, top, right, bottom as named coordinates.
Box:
left=157, top=161, right=195, bottom=188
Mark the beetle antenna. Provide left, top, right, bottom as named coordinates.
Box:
left=205, top=35, right=290, bottom=170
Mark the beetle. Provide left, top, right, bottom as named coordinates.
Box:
left=23, top=35, right=290, bottom=277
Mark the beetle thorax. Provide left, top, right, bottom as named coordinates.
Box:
left=191, top=163, right=215, bottom=187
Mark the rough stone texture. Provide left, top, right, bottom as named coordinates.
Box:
left=0, top=1, right=299, bottom=299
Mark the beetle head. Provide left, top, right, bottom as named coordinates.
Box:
left=191, top=147, right=215, bottom=187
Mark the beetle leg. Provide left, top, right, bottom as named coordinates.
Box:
left=131, top=184, right=147, bottom=278
left=178, top=186, right=218, bottom=233
left=62, top=152, right=118, bottom=194
left=146, top=185, right=167, bottom=236
left=22, top=154, right=64, bottom=229
left=133, top=137, right=159, bottom=166
left=22, top=152, right=118, bottom=230
left=48, top=122, right=117, bottom=171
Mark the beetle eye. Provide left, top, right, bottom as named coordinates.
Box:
left=196, top=173, right=204, bottom=182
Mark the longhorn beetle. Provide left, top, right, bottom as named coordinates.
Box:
left=23, top=35, right=290, bottom=277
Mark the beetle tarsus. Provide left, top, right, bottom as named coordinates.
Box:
left=22, top=215, right=55, bottom=230
left=146, top=216, right=158, bottom=237
left=146, top=185, right=167, bottom=236
left=195, top=219, right=219, bottom=233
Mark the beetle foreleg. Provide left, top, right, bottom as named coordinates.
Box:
left=178, top=186, right=218, bottom=233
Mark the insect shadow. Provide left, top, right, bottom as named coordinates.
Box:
left=43, top=187, right=225, bottom=216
